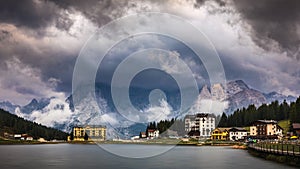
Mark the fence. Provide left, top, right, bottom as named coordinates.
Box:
left=248, top=142, right=300, bottom=157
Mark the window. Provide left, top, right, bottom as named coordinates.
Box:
left=206, top=129, right=210, bottom=136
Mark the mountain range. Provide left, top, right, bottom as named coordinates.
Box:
left=0, top=80, right=296, bottom=139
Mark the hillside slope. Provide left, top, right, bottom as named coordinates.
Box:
left=0, top=109, right=68, bottom=140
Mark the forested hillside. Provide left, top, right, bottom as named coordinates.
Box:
left=0, top=109, right=68, bottom=140
left=218, top=96, right=300, bottom=127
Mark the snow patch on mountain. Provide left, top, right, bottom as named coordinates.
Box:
left=26, top=98, right=73, bottom=130
left=0, top=101, right=19, bottom=114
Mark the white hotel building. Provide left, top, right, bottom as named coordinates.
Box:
left=185, top=113, right=216, bottom=138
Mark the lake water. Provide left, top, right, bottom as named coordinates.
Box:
left=0, top=144, right=297, bottom=169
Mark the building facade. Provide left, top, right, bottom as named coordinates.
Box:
left=211, top=128, right=230, bottom=140
left=147, top=129, right=159, bottom=138
left=211, top=127, right=248, bottom=141
left=292, top=123, right=300, bottom=136
left=185, top=113, right=216, bottom=138
left=250, top=120, right=283, bottom=139
left=228, top=127, right=248, bottom=141
left=73, top=125, right=106, bottom=141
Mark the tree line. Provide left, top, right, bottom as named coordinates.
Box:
left=218, top=96, right=300, bottom=127
left=0, top=109, right=68, bottom=140
left=146, top=118, right=185, bottom=136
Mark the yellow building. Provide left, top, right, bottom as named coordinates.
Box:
left=211, top=128, right=230, bottom=140
left=72, top=125, right=106, bottom=141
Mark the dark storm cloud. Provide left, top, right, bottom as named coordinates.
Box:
left=41, top=56, right=76, bottom=93
left=232, top=0, right=300, bottom=59
left=0, top=0, right=299, bottom=104
left=0, top=0, right=73, bottom=31
left=193, top=0, right=300, bottom=59
left=0, top=0, right=134, bottom=98
left=220, top=54, right=264, bottom=90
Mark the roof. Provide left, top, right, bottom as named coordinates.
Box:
left=214, top=128, right=231, bottom=132
left=196, top=113, right=216, bottom=118
left=185, top=113, right=216, bottom=119
left=74, top=125, right=106, bottom=128
left=276, top=124, right=283, bottom=130
left=292, top=123, right=300, bottom=129
left=251, top=120, right=278, bottom=125
left=257, top=120, right=277, bottom=124
left=185, top=115, right=196, bottom=120
left=229, top=127, right=247, bottom=132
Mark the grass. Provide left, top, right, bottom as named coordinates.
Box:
left=278, top=120, right=291, bottom=135
left=244, top=126, right=250, bottom=132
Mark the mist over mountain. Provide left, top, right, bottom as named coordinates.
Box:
left=0, top=80, right=296, bottom=139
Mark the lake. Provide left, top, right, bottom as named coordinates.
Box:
left=0, top=144, right=297, bottom=169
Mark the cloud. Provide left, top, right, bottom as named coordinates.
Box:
left=0, top=0, right=74, bottom=31
left=0, top=57, right=65, bottom=105
left=180, top=0, right=300, bottom=96
left=0, top=0, right=299, bottom=106
left=0, top=13, right=96, bottom=95
left=232, top=0, right=300, bottom=59
left=191, top=99, right=228, bottom=116
left=50, top=0, right=141, bottom=27
left=28, top=98, right=73, bottom=127
left=141, top=99, right=174, bottom=122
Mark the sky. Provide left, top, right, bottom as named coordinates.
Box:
left=0, top=0, right=299, bottom=105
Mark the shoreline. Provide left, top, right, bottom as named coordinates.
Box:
left=0, top=139, right=247, bottom=149
left=0, top=141, right=67, bottom=145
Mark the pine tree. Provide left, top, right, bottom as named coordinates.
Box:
left=218, top=112, right=228, bottom=127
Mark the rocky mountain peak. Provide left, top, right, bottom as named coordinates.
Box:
left=20, top=98, right=50, bottom=114
left=199, top=85, right=211, bottom=99
left=211, top=83, right=226, bottom=101
left=226, top=80, right=249, bottom=96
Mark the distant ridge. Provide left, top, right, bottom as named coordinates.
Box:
left=0, top=109, right=68, bottom=140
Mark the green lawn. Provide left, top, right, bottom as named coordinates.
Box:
left=278, top=120, right=291, bottom=135
left=244, top=126, right=250, bottom=132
